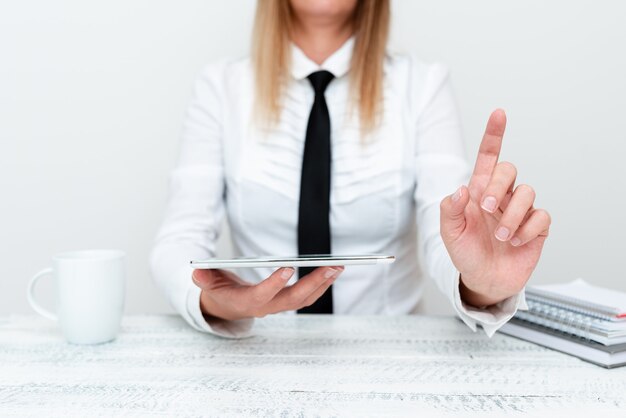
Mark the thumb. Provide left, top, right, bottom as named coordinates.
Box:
left=440, top=185, right=470, bottom=241
left=191, top=268, right=218, bottom=290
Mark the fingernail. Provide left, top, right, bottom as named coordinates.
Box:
left=452, top=187, right=463, bottom=202
left=510, top=237, right=522, bottom=247
left=325, top=268, right=340, bottom=279
left=281, top=267, right=294, bottom=280
left=495, top=226, right=510, bottom=241
left=481, top=196, right=497, bottom=213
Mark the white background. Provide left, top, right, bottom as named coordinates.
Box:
left=1, top=1, right=625, bottom=316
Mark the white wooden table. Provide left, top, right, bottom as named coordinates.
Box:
left=1, top=315, right=625, bottom=417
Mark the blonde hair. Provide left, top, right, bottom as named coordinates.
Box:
left=252, top=0, right=390, bottom=133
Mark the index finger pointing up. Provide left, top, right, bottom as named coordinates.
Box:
left=469, top=109, right=507, bottom=192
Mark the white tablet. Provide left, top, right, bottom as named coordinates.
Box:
left=190, top=254, right=395, bottom=269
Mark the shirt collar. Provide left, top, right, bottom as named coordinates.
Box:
left=290, top=37, right=354, bottom=81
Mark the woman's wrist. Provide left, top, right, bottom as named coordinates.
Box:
left=458, top=275, right=507, bottom=308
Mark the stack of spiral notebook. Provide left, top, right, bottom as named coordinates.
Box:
left=499, top=279, right=626, bottom=368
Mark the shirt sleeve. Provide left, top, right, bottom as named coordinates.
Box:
left=149, top=63, right=253, bottom=338
left=411, top=61, right=527, bottom=337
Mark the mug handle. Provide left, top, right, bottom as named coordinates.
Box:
left=27, top=268, right=58, bottom=321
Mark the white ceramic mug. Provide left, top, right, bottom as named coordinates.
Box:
left=27, top=249, right=126, bottom=344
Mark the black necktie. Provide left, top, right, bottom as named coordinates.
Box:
left=297, top=70, right=335, bottom=314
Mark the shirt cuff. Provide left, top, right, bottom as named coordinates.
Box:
left=443, top=262, right=528, bottom=337
left=453, top=275, right=527, bottom=337
left=185, top=277, right=255, bottom=339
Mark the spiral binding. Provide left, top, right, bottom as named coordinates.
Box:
left=525, top=288, right=620, bottom=318
left=524, top=292, right=618, bottom=321
left=516, top=299, right=600, bottom=342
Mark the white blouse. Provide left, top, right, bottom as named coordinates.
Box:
left=150, top=38, right=525, bottom=338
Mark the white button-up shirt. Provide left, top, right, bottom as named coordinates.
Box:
left=150, top=38, right=525, bottom=338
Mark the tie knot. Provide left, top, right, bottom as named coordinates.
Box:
left=307, top=70, right=335, bottom=95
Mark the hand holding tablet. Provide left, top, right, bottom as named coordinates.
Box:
left=190, top=255, right=394, bottom=322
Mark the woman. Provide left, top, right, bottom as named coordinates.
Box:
left=151, top=0, right=551, bottom=337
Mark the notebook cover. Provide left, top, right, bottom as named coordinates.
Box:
left=507, top=318, right=626, bottom=353
left=499, top=318, right=626, bottom=369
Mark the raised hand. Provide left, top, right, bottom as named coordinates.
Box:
left=192, top=266, right=343, bottom=320
left=440, top=109, right=551, bottom=307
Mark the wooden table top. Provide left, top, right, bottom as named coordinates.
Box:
left=1, top=314, right=625, bottom=416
